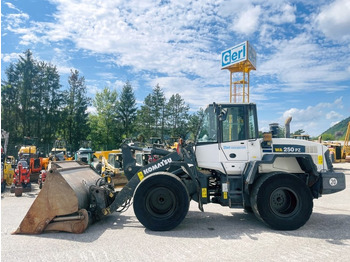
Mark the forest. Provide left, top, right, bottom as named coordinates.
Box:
left=1, top=50, right=202, bottom=156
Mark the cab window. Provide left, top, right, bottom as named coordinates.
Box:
left=222, top=107, right=245, bottom=142
left=248, top=106, right=257, bottom=139
left=197, top=106, right=217, bottom=143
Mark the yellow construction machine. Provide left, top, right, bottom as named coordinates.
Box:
left=341, top=121, right=350, bottom=162
left=92, top=150, right=128, bottom=188
left=3, top=156, right=16, bottom=186
left=49, top=139, right=73, bottom=161
left=101, top=152, right=128, bottom=188
left=322, top=141, right=342, bottom=163
left=322, top=121, right=350, bottom=163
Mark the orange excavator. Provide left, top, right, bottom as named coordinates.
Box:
left=10, top=160, right=32, bottom=197
left=17, top=137, right=48, bottom=183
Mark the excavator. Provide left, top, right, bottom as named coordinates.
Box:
left=14, top=102, right=346, bottom=235
left=17, top=137, right=48, bottom=181
left=49, top=139, right=73, bottom=161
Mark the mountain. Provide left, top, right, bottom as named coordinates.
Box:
left=321, top=116, right=350, bottom=140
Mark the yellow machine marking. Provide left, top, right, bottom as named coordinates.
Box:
left=202, top=188, right=207, bottom=198
left=223, top=192, right=228, bottom=199
left=137, top=171, right=144, bottom=181
left=318, top=155, right=323, bottom=165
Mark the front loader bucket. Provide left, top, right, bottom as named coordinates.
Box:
left=14, top=161, right=101, bottom=234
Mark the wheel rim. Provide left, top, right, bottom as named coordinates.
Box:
left=269, top=187, right=299, bottom=218
left=145, top=187, right=176, bottom=218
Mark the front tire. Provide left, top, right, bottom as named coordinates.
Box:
left=133, top=172, right=190, bottom=231
left=251, top=173, right=313, bottom=230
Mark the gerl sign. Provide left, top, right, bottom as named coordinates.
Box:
left=221, top=41, right=256, bottom=70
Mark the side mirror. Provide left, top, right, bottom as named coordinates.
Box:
left=219, top=108, right=227, bottom=121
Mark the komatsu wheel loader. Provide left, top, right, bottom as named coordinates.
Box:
left=14, top=103, right=346, bottom=234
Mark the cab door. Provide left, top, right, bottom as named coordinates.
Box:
left=219, top=105, right=258, bottom=174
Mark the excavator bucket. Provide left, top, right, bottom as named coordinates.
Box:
left=14, top=161, right=101, bottom=234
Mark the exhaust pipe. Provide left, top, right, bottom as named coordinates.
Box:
left=285, top=116, right=292, bottom=138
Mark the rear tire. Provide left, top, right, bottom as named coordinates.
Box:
left=95, top=163, right=102, bottom=174
left=251, top=173, right=313, bottom=230
left=133, top=172, right=190, bottom=231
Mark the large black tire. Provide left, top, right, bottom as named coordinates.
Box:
left=251, top=173, right=313, bottom=230
left=95, top=163, right=102, bottom=174
left=133, top=172, right=190, bottom=231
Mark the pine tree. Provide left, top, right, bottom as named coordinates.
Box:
left=187, top=108, right=204, bottom=141
left=117, top=81, right=137, bottom=138
left=15, top=50, right=38, bottom=137
left=135, top=94, right=154, bottom=141
left=166, top=93, right=189, bottom=139
left=1, top=50, right=62, bottom=155
left=63, top=70, right=90, bottom=151
left=33, top=61, right=62, bottom=151
left=150, top=84, right=166, bottom=139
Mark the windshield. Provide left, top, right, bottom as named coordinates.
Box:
left=51, top=150, right=65, bottom=155
left=197, top=106, right=217, bottom=143
left=18, top=161, right=28, bottom=168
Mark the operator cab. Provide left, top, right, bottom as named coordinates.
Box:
left=196, top=103, right=259, bottom=174
left=197, top=103, right=259, bottom=144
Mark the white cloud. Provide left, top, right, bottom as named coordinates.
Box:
left=39, top=0, right=222, bottom=81
left=279, top=97, right=345, bottom=136
left=148, top=76, right=229, bottom=110
left=86, top=106, right=97, bottom=114
left=5, top=13, right=30, bottom=27
left=231, top=5, right=261, bottom=35
left=315, top=0, right=350, bottom=42
left=1, top=52, right=21, bottom=63
left=86, top=84, right=101, bottom=97
left=267, top=4, right=296, bottom=25
left=5, top=2, right=19, bottom=11
left=326, top=111, right=342, bottom=120
left=50, top=48, right=75, bottom=74
left=2, top=0, right=350, bottom=116
left=257, top=34, right=350, bottom=90
left=330, top=121, right=340, bottom=127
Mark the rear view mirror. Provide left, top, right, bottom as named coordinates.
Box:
left=219, top=108, right=227, bottom=121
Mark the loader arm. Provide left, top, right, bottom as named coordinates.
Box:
left=90, top=144, right=182, bottom=220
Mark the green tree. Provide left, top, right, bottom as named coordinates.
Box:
left=166, top=93, right=189, bottom=139
left=293, top=129, right=305, bottom=135
left=62, top=70, right=90, bottom=151
left=88, top=87, right=119, bottom=150
left=150, top=84, right=166, bottom=139
left=33, top=61, right=62, bottom=151
left=117, top=81, right=137, bottom=138
left=321, top=133, right=335, bottom=141
left=15, top=50, right=38, bottom=137
left=1, top=50, right=62, bottom=155
left=1, top=64, right=20, bottom=145
left=187, top=108, right=204, bottom=141
left=135, top=94, right=153, bottom=141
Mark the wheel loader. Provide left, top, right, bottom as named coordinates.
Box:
left=14, top=103, right=346, bottom=234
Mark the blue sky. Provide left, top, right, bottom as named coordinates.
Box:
left=1, top=0, right=350, bottom=136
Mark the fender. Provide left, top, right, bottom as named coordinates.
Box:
left=244, top=153, right=319, bottom=189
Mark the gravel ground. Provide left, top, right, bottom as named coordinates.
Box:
left=1, top=162, right=350, bottom=262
